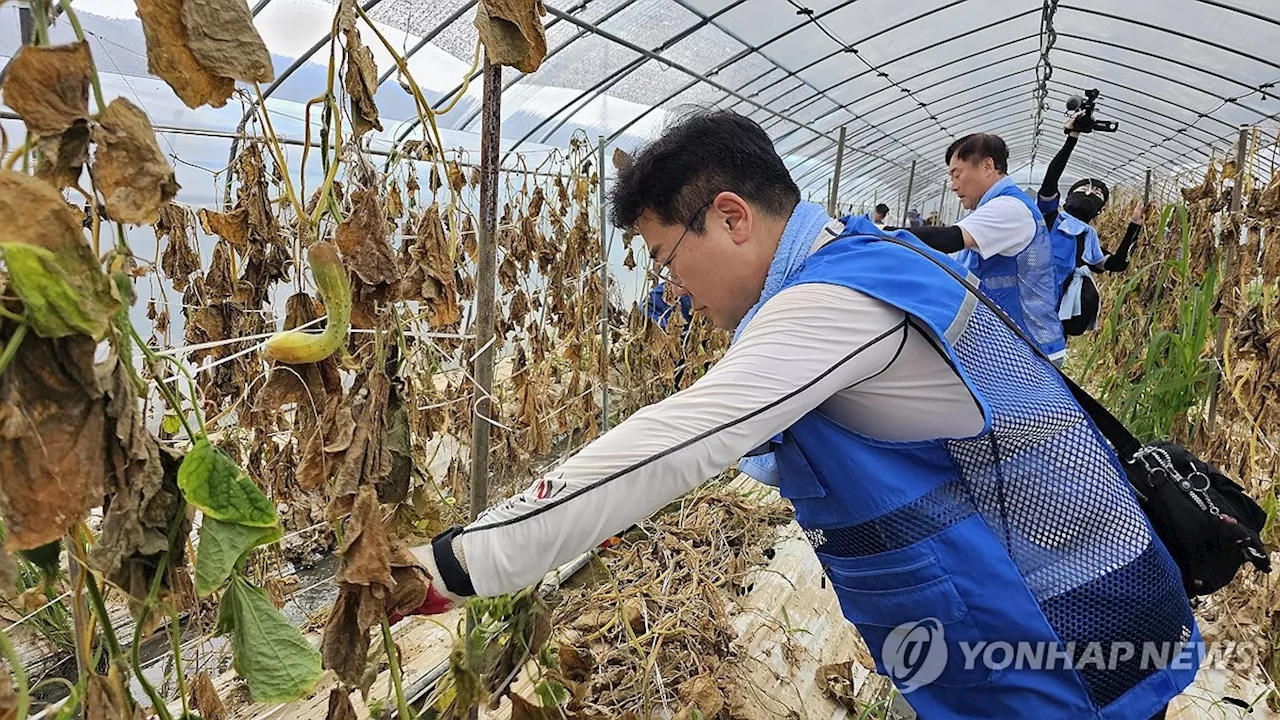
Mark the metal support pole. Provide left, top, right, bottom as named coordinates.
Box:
left=597, top=136, right=611, bottom=432
left=828, top=126, right=847, bottom=216
left=901, top=160, right=917, bottom=224
left=1206, top=126, right=1250, bottom=434
left=937, top=179, right=948, bottom=223
left=1144, top=169, right=1153, bottom=205
left=469, top=57, right=502, bottom=521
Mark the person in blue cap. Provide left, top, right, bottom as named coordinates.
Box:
left=401, top=110, right=1193, bottom=720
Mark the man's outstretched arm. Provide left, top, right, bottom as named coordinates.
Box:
left=409, top=285, right=915, bottom=605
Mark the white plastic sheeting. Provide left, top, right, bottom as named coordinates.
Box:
left=3, top=0, right=1279, bottom=218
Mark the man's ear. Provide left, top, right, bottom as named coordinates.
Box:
left=713, top=191, right=753, bottom=246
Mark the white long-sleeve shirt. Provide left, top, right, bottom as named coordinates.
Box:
left=418, top=224, right=985, bottom=599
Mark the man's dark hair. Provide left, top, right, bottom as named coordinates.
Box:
left=874, top=203, right=890, bottom=215
left=609, top=109, right=800, bottom=232
left=945, top=133, right=1009, bottom=174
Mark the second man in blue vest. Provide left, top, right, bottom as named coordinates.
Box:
left=903, top=134, right=1067, bottom=364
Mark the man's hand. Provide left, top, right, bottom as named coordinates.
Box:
left=1130, top=201, right=1146, bottom=225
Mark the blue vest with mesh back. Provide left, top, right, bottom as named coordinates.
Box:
left=955, top=177, right=1066, bottom=358
left=765, top=225, right=1197, bottom=719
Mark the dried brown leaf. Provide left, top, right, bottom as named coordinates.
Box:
left=191, top=670, right=228, bottom=720
left=182, top=0, right=274, bottom=84
left=92, top=98, right=179, bottom=224
left=2, top=41, right=92, bottom=136
left=34, top=119, right=90, bottom=189
left=0, top=334, right=106, bottom=550
left=447, top=161, right=466, bottom=194
left=325, top=688, right=358, bottom=720
left=399, top=205, right=461, bottom=328
left=509, top=693, right=559, bottom=720
left=329, top=371, right=392, bottom=508
left=92, top=351, right=185, bottom=580
left=474, top=0, right=548, bottom=73
left=135, top=0, right=235, bottom=108
left=321, top=583, right=381, bottom=684
left=203, top=242, right=236, bottom=302
left=384, top=544, right=430, bottom=618
left=338, top=485, right=393, bottom=588
left=612, top=147, right=632, bottom=172
left=297, top=429, right=329, bottom=491
left=673, top=674, right=723, bottom=720
left=815, top=661, right=858, bottom=710
left=156, top=203, right=201, bottom=292
left=343, top=28, right=382, bottom=137
left=198, top=206, right=251, bottom=251
left=336, top=187, right=398, bottom=289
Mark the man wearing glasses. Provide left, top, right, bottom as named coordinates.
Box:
left=404, top=110, right=1194, bottom=719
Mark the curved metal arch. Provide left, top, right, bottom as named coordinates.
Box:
left=782, top=63, right=1037, bottom=163
left=374, top=0, right=480, bottom=87
left=772, top=39, right=1039, bottom=147
left=1047, top=64, right=1251, bottom=175
left=873, top=86, right=1213, bottom=168
left=597, top=0, right=1002, bottom=161
left=526, top=0, right=771, bottom=147
left=1057, top=5, right=1280, bottom=76
left=827, top=125, right=1146, bottom=203
left=1049, top=65, right=1239, bottom=134
left=829, top=119, right=1158, bottom=203
left=716, top=0, right=979, bottom=162
left=762, top=15, right=1044, bottom=134
left=529, top=5, right=854, bottom=156
left=824, top=62, right=1227, bottom=162
left=450, top=0, right=675, bottom=129
left=1052, top=48, right=1273, bottom=120
left=1056, top=33, right=1280, bottom=106
left=759, top=32, right=1043, bottom=139
left=781, top=58, right=1044, bottom=157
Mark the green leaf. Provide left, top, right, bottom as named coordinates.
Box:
left=161, top=414, right=183, bottom=435
left=195, top=517, right=282, bottom=597
left=178, top=439, right=277, bottom=527
left=216, top=575, right=321, bottom=703
left=0, top=242, right=120, bottom=340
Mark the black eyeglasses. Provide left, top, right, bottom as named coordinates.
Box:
left=648, top=199, right=713, bottom=288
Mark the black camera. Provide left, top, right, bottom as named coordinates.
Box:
left=1066, top=89, right=1119, bottom=134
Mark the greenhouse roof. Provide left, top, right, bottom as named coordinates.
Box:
left=4, top=0, right=1279, bottom=214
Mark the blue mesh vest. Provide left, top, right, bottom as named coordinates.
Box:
left=956, top=178, right=1066, bottom=358
left=768, top=228, right=1197, bottom=718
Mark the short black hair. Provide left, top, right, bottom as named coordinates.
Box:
left=945, top=133, right=1009, bottom=174
left=609, top=108, right=800, bottom=232
left=874, top=203, right=890, bottom=215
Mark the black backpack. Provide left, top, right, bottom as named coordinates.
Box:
left=878, top=234, right=1272, bottom=596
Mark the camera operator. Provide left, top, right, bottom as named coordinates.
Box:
left=895, top=133, right=1066, bottom=364
left=1039, top=114, right=1145, bottom=337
